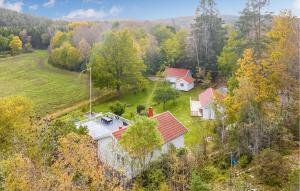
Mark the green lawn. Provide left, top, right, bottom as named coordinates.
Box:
left=63, top=80, right=213, bottom=145
left=0, top=50, right=97, bottom=115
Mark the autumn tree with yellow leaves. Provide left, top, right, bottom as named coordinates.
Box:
left=223, top=11, right=299, bottom=156
left=9, top=36, right=22, bottom=55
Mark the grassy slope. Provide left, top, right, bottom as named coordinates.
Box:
left=0, top=50, right=95, bottom=115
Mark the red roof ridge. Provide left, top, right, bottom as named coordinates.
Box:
left=152, top=110, right=171, bottom=118
left=112, top=111, right=188, bottom=143
left=164, top=111, right=189, bottom=133
left=112, top=127, right=127, bottom=140
left=165, top=67, right=190, bottom=77
left=180, top=76, right=194, bottom=84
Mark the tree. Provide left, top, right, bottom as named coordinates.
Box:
left=130, top=28, right=151, bottom=57
left=9, top=36, right=22, bottom=55
left=90, top=30, right=146, bottom=96
left=0, top=35, right=9, bottom=52
left=151, top=25, right=175, bottom=45
left=0, top=154, right=39, bottom=191
left=161, top=30, right=188, bottom=67
left=224, top=49, right=279, bottom=154
left=189, top=172, right=210, bottom=191
left=154, top=82, right=179, bottom=109
left=236, top=0, right=271, bottom=58
left=110, top=101, right=126, bottom=116
left=217, top=29, right=244, bottom=79
left=144, top=45, right=164, bottom=75
left=119, top=116, right=163, bottom=171
left=41, top=33, right=50, bottom=47
left=49, top=42, right=82, bottom=71
left=136, top=104, right=146, bottom=114
left=71, top=24, right=101, bottom=47
left=0, top=96, right=33, bottom=157
left=51, top=133, right=121, bottom=190
left=39, top=120, right=87, bottom=165
left=191, top=0, right=226, bottom=79
left=19, top=29, right=28, bottom=48
left=23, top=36, right=32, bottom=52
left=266, top=11, right=299, bottom=135
left=50, top=31, right=68, bottom=49
left=78, top=38, right=91, bottom=65
left=254, top=149, right=288, bottom=187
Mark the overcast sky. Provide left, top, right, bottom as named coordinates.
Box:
left=1, top=0, right=299, bottom=20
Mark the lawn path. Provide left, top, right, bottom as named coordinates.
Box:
left=145, top=80, right=158, bottom=107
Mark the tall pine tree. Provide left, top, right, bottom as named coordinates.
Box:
left=191, top=0, right=226, bottom=80
left=235, top=0, right=271, bottom=58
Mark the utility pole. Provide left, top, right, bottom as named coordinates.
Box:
left=89, top=67, right=92, bottom=120
left=79, top=65, right=93, bottom=120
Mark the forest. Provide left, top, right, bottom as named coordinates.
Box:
left=0, top=0, right=299, bottom=190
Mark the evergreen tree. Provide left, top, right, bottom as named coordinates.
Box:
left=191, top=0, right=226, bottom=80
left=235, top=0, right=271, bottom=58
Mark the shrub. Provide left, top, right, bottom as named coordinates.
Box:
left=286, top=168, right=300, bottom=191
left=200, top=165, right=218, bottom=182
left=159, top=182, right=171, bottom=191
left=154, top=84, right=179, bottom=109
left=177, top=147, right=188, bottom=157
left=239, top=155, right=252, bottom=168
left=140, top=168, right=166, bottom=191
left=136, top=104, right=146, bottom=114
left=109, top=101, right=126, bottom=116
left=254, top=149, right=289, bottom=187
left=189, top=171, right=210, bottom=191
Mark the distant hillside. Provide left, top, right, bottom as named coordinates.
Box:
left=145, top=15, right=239, bottom=29
left=0, top=8, right=52, bottom=27
left=0, top=8, right=238, bottom=31
left=0, top=8, right=67, bottom=29
left=93, top=15, right=238, bottom=32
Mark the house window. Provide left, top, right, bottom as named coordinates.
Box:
left=116, top=154, right=121, bottom=161
left=199, top=109, right=203, bottom=115
left=180, top=83, right=184, bottom=87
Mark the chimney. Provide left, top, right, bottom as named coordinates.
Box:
left=147, top=107, right=154, bottom=118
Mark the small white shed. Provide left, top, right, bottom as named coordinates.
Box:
left=175, top=76, right=195, bottom=91
left=190, top=87, right=227, bottom=120
left=164, top=67, right=195, bottom=91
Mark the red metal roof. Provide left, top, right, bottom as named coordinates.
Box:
left=112, top=111, right=188, bottom=143
left=153, top=111, right=188, bottom=143
left=180, top=76, right=194, bottom=84
left=165, top=67, right=189, bottom=77
left=198, top=88, right=214, bottom=107
left=112, top=127, right=127, bottom=140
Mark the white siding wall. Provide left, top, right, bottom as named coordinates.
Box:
left=97, top=134, right=185, bottom=178
left=165, top=77, right=177, bottom=83
left=175, top=80, right=194, bottom=91
left=202, top=105, right=215, bottom=120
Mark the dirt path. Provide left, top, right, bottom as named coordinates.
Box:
left=145, top=80, right=159, bottom=107
left=46, top=91, right=116, bottom=119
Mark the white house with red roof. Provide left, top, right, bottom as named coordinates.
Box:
left=164, top=67, right=195, bottom=91
left=190, top=87, right=227, bottom=119
left=75, top=109, right=188, bottom=178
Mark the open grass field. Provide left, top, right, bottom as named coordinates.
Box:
left=0, top=50, right=97, bottom=115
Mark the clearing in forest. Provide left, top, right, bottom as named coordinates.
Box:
left=0, top=50, right=98, bottom=115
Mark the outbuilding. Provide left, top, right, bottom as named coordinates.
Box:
left=164, top=67, right=195, bottom=91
